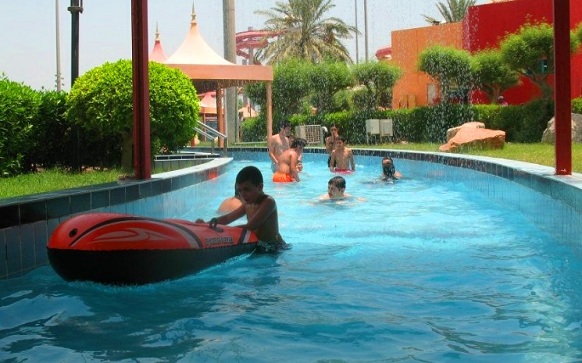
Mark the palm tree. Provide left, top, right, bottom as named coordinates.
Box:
left=423, top=0, right=477, bottom=24
left=255, top=0, right=359, bottom=64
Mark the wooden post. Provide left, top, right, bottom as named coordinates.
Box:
left=553, top=0, right=572, bottom=175
left=131, top=0, right=151, bottom=179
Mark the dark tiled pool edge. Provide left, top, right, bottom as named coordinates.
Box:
left=2, top=147, right=581, bottom=281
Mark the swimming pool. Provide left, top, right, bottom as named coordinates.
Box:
left=1, top=153, right=581, bottom=362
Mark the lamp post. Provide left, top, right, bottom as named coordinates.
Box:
left=364, top=0, right=368, bottom=61
left=68, top=0, right=83, bottom=86
left=55, top=0, right=62, bottom=91
left=354, top=0, right=359, bottom=64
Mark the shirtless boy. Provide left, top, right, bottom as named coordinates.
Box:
left=196, top=166, right=286, bottom=252
left=268, top=121, right=291, bottom=172
left=325, top=125, right=340, bottom=168
left=329, top=136, right=355, bottom=173
left=273, top=137, right=307, bottom=183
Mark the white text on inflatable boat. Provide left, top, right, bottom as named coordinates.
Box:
left=205, top=236, right=234, bottom=245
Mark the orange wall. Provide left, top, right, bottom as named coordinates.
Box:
left=391, top=23, right=462, bottom=109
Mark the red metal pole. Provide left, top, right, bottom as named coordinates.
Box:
left=554, top=0, right=572, bottom=175
left=131, top=0, right=151, bottom=179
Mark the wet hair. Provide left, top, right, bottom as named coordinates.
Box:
left=382, top=157, right=396, bottom=179
left=292, top=137, right=308, bottom=149
left=279, top=121, right=291, bottom=129
left=236, top=166, right=263, bottom=186
left=335, top=136, right=348, bottom=143
left=328, top=176, right=346, bottom=190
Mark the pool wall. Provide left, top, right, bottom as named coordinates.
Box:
left=1, top=147, right=581, bottom=281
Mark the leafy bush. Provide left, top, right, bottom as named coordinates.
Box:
left=0, top=75, right=41, bottom=176
left=572, top=97, right=582, bottom=114
left=66, top=60, right=199, bottom=170
left=24, top=90, right=72, bottom=170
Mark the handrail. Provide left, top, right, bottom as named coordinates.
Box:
left=193, top=122, right=227, bottom=155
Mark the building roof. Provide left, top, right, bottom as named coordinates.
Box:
left=149, top=23, right=168, bottom=63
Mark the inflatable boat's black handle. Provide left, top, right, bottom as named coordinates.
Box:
left=209, top=218, right=223, bottom=232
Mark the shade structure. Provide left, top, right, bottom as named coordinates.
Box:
left=149, top=23, right=168, bottom=62
left=163, top=8, right=274, bottom=146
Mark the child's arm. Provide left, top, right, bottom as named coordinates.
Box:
left=268, top=136, right=279, bottom=165
left=197, top=204, right=245, bottom=225
left=329, top=152, right=336, bottom=172
left=348, top=150, right=355, bottom=171
left=290, top=153, right=300, bottom=181
left=242, top=196, right=277, bottom=231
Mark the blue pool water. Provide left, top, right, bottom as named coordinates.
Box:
left=1, top=155, right=582, bottom=362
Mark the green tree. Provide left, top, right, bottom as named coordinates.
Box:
left=307, top=61, right=353, bottom=114
left=471, top=49, right=520, bottom=103
left=351, top=61, right=402, bottom=111
left=255, top=0, right=358, bottom=64
left=423, top=0, right=476, bottom=24
left=66, top=60, right=199, bottom=171
left=0, top=75, right=41, bottom=176
left=500, top=21, right=580, bottom=101
left=245, top=59, right=312, bottom=123
left=418, top=45, right=473, bottom=103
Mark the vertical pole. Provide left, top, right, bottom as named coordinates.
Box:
left=68, top=0, right=83, bottom=172
left=266, top=82, right=273, bottom=140
left=364, top=0, right=368, bottom=61
left=56, top=0, right=62, bottom=91
left=355, top=0, right=359, bottom=64
left=554, top=0, right=572, bottom=175
left=131, top=0, right=151, bottom=179
left=68, top=0, right=83, bottom=85
left=223, top=0, right=237, bottom=145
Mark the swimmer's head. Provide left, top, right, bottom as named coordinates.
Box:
left=382, top=157, right=396, bottom=179
left=327, top=176, right=346, bottom=198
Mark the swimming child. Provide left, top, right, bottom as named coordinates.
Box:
left=381, top=156, right=402, bottom=181
left=196, top=166, right=287, bottom=252
left=320, top=176, right=350, bottom=200
left=273, top=137, right=307, bottom=183
left=329, top=136, right=355, bottom=173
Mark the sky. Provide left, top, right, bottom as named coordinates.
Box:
left=1, top=0, right=488, bottom=91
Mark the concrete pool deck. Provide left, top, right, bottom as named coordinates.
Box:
left=1, top=147, right=581, bottom=280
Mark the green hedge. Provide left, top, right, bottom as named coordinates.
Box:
left=0, top=76, right=41, bottom=176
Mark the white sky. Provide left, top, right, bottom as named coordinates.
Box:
left=0, top=0, right=487, bottom=91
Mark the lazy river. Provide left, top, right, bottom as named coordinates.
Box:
left=1, top=152, right=581, bottom=362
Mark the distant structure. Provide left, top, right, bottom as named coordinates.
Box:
left=149, top=23, right=168, bottom=63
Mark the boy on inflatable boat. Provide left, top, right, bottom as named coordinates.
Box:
left=197, top=166, right=288, bottom=252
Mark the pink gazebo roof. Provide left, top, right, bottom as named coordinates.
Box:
left=149, top=24, right=168, bottom=63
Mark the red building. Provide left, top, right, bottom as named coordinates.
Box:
left=463, top=0, right=582, bottom=105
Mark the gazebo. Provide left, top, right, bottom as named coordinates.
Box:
left=163, top=8, right=273, bottom=151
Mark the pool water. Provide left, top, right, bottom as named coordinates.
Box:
left=1, top=156, right=582, bottom=362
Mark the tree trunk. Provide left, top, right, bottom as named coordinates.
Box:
left=121, top=133, right=133, bottom=173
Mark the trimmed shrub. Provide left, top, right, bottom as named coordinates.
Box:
left=0, top=75, right=41, bottom=176
left=66, top=60, right=199, bottom=170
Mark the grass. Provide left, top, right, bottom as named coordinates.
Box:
left=1, top=143, right=580, bottom=200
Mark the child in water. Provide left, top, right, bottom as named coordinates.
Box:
left=196, top=166, right=287, bottom=252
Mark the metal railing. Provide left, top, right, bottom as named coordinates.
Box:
left=194, top=122, right=228, bottom=155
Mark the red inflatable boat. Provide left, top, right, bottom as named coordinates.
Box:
left=47, top=213, right=258, bottom=285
